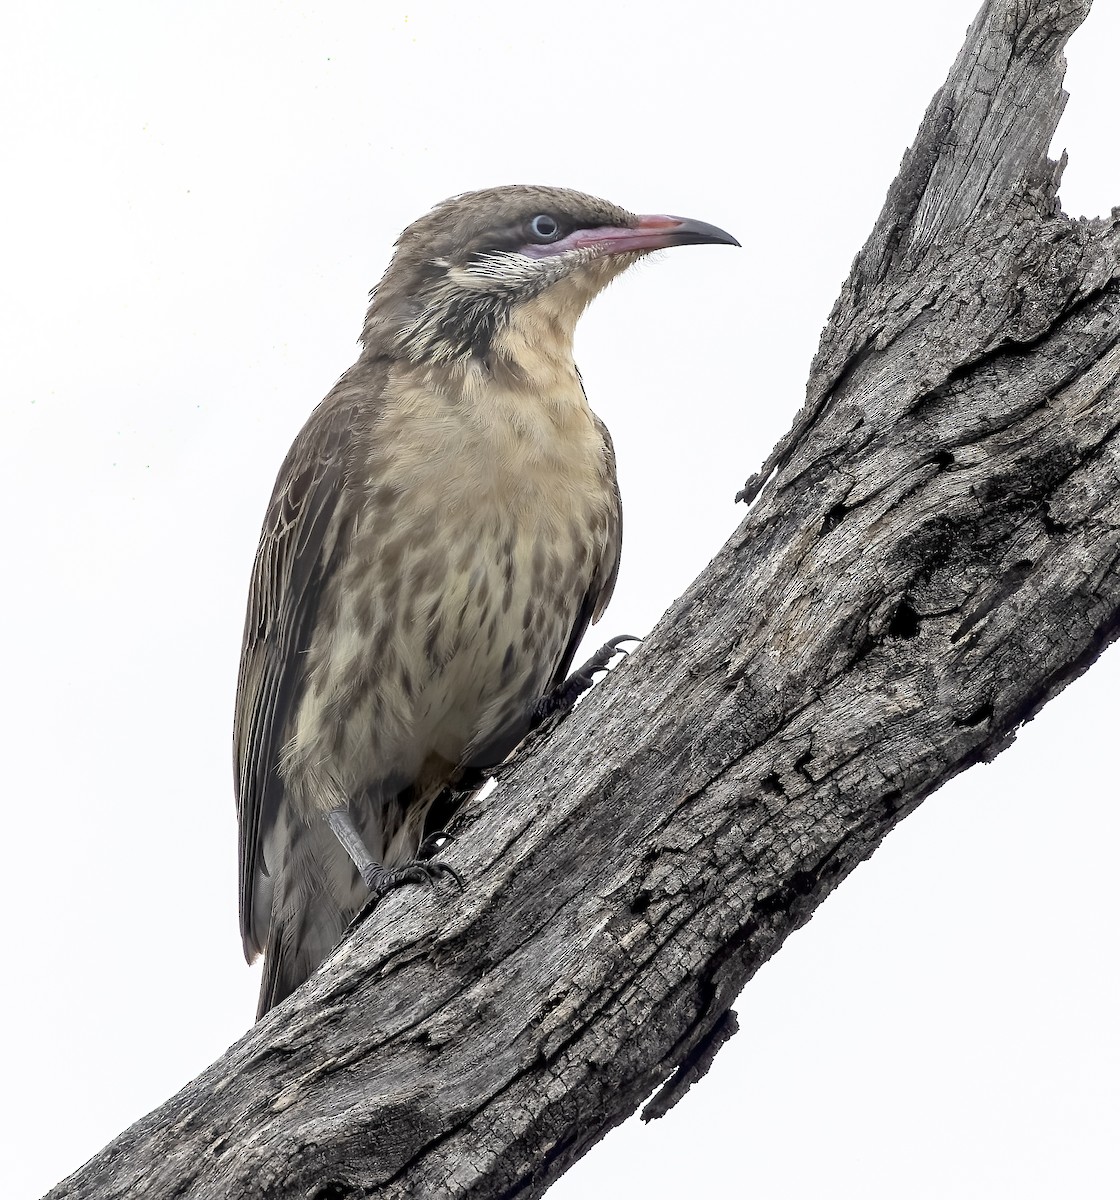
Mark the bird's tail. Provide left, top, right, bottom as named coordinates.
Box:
left=256, top=889, right=356, bottom=1019
left=257, top=921, right=301, bottom=1019
left=255, top=818, right=370, bottom=1019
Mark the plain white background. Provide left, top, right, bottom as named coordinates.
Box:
left=3, top=2, right=1118, bottom=1197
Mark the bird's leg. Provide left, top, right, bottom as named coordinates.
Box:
left=326, top=807, right=379, bottom=879
left=326, top=808, right=463, bottom=898
left=534, top=634, right=640, bottom=724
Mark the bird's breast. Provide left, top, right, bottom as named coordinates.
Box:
left=293, top=361, right=617, bottom=800
left=374, top=359, right=614, bottom=533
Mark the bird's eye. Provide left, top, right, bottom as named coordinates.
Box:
left=528, top=214, right=562, bottom=242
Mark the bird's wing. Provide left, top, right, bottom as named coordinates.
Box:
left=233, top=391, right=361, bottom=962
left=547, top=413, right=623, bottom=691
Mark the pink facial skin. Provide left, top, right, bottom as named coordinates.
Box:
left=521, top=214, right=739, bottom=259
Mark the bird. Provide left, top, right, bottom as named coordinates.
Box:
left=234, top=184, right=738, bottom=1018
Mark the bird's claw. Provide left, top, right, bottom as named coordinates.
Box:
left=372, top=858, right=464, bottom=895
left=579, top=633, right=640, bottom=676
left=535, top=633, right=641, bottom=722
left=350, top=852, right=465, bottom=927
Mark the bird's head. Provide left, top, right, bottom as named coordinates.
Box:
left=361, top=184, right=738, bottom=369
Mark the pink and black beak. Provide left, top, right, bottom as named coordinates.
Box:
left=523, top=214, right=740, bottom=259
left=599, top=214, right=740, bottom=254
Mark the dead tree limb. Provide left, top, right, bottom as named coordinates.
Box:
left=48, top=1, right=1119, bottom=1197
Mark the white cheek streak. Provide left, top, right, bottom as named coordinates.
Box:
left=450, top=252, right=543, bottom=292
left=451, top=247, right=600, bottom=293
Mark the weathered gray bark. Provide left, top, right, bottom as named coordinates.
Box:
left=49, top=1, right=1119, bottom=1197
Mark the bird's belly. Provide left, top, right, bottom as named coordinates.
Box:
left=411, top=537, right=577, bottom=761
left=290, top=493, right=597, bottom=812
left=394, top=512, right=590, bottom=765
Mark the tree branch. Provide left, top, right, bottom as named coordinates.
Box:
left=49, top=1, right=1119, bottom=1196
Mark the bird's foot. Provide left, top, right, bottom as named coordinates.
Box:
left=363, top=855, right=464, bottom=896
left=350, top=853, right=465, bottom=926
left=534, top=634, right=640, bottom=724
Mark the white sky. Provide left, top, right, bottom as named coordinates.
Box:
left=3, top=2, right=1118, bottom=1197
